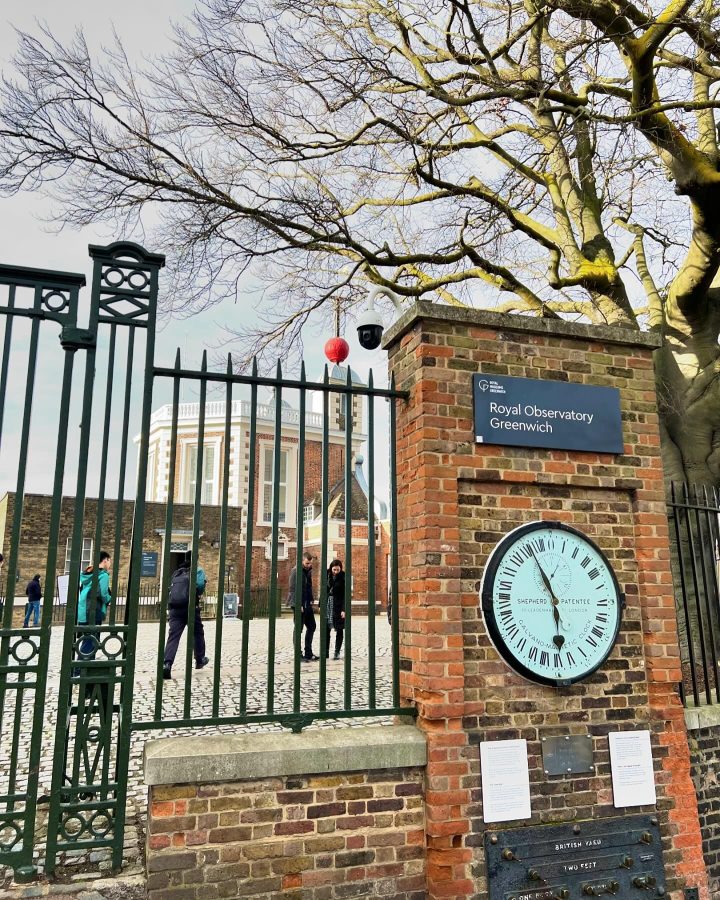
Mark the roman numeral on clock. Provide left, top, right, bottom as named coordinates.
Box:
left=529, top=646, right=539, bottom=662
left=540, top=651, right=549, bottom=666
left=554, top=653, right=562, bottom=667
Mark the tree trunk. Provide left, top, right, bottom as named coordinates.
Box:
left=655, top=313, right=720, bottom=701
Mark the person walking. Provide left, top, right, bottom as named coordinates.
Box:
left=288, top=552, right=318, bottom=662
left=77, top=551, right=113, bottom=660
left=163, top=551, right=209, bottom=680
left=325, top=559, right=346, bottom=661
left=24, top=574, right=42, bottom=627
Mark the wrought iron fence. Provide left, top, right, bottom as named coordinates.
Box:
left=0, top=240, right=410, bottom=878
left=668, top=482, right=720, bottom=706
left=135, top=357, right=408, bottom=733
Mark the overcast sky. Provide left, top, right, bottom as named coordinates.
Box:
left=0, top=1, right=391, bottom=505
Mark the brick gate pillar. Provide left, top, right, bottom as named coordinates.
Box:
left=385, top=303, right=709, bottom=900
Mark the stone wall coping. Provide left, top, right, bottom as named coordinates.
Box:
left=382, top=301, right=662, bottom=351
left=143, top=724, right=427, bottom=786
left=684, top=704, right=720, bottom=731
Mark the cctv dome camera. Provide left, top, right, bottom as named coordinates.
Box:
left=357, top=306, right=384, bottom=350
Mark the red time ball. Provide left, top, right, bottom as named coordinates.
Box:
left=324, top=336, right=350, bottom=365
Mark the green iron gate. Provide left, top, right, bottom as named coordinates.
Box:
left=0, top=242, right=164, bottom=877
left=0, top=240, right=409, bottom=879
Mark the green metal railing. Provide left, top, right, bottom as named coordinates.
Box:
left=0, top=239, right=410, bottom=879
left=46, top=242, right=165, bottom=874
left=139, top=354, right=410, bottom=734
left=0, top=242, right=165, bottom=877
left=0, top=262, right=87, bottom=881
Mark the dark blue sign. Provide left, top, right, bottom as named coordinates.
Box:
left=140, top=551, right=158, bottom=578
left=473, top=374, right=623, bottom=453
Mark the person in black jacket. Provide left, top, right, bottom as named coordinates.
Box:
left=288, top=552, right=318, bottom=661
left=24, top=574, right=42, bottom=628
left=325, top=559, right=346, bottom=661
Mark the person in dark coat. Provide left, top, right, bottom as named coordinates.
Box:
left=325, top=559, right=346, bottom=661
left=24, top=574, right=42, bottom=627
left=288, top=552, right=318, bottom=661
left=163, top=551, right=208, bottom=680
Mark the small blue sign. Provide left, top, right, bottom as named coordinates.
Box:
left=473, top=374, right=623, bottom=454
left=141, top=551, right=158, bottom=578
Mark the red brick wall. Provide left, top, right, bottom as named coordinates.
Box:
left=386, top=306, right=709, bottom=899
left=146, top=769, right=426, bottom=898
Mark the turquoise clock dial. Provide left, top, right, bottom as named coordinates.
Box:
left=480, top=521, right=624, bottom=686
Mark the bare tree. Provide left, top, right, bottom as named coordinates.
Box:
left=1, top=0, right=720, bottom=484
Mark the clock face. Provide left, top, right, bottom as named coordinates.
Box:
left=480, top=521, right=624, bottom=686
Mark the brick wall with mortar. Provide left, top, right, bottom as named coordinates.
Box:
left=143, top=727, right=427, bottom=899
left=384, top=303, right=709, bottom=899
left=0, top=494, right=243, bottom=596
left=684, top=708, right=720, bottom=896
left=688, top=726, right=720, bottom=896
left=146, top=771, right=426, bottom=899
left=0, top=493, right=387, bottom=613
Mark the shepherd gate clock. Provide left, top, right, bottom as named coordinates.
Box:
left=480, top=521, right=624, bottom=686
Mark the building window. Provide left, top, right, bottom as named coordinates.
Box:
left=264, top=532, right=288, bottom=561
left=303, top=503, right=315, bottom=523
left=183, top=443, right=217, bottom=505
left=65, top=538, right=93, bottom=574
left=262, top=447, right=288, bottom=524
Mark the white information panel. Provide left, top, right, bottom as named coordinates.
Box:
left=57, top=574, right=70, bottom=607
left=480, top=738, right=532, bottom=823
left=609, top=730, right=656, bottom=808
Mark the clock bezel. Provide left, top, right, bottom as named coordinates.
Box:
left=480, top=520, right=624, bottom=687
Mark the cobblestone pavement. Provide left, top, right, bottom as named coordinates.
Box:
left=0, top=615, right=394, bottom=891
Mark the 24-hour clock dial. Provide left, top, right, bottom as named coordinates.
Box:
left=480, top=521, right=624, bottom=686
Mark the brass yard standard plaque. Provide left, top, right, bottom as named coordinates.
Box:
left=485, top=815, right=665, bottom=898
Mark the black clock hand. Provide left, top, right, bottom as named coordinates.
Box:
left=533, top=553, right=556, bottom=602
left=552, top=606, right=564, bottom=649
left=530, top=550, right=565, bottom=648
left=530, top=549, right=562, bottom=608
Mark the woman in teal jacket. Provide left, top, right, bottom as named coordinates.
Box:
left=77, top=550, right=112, bottom=660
